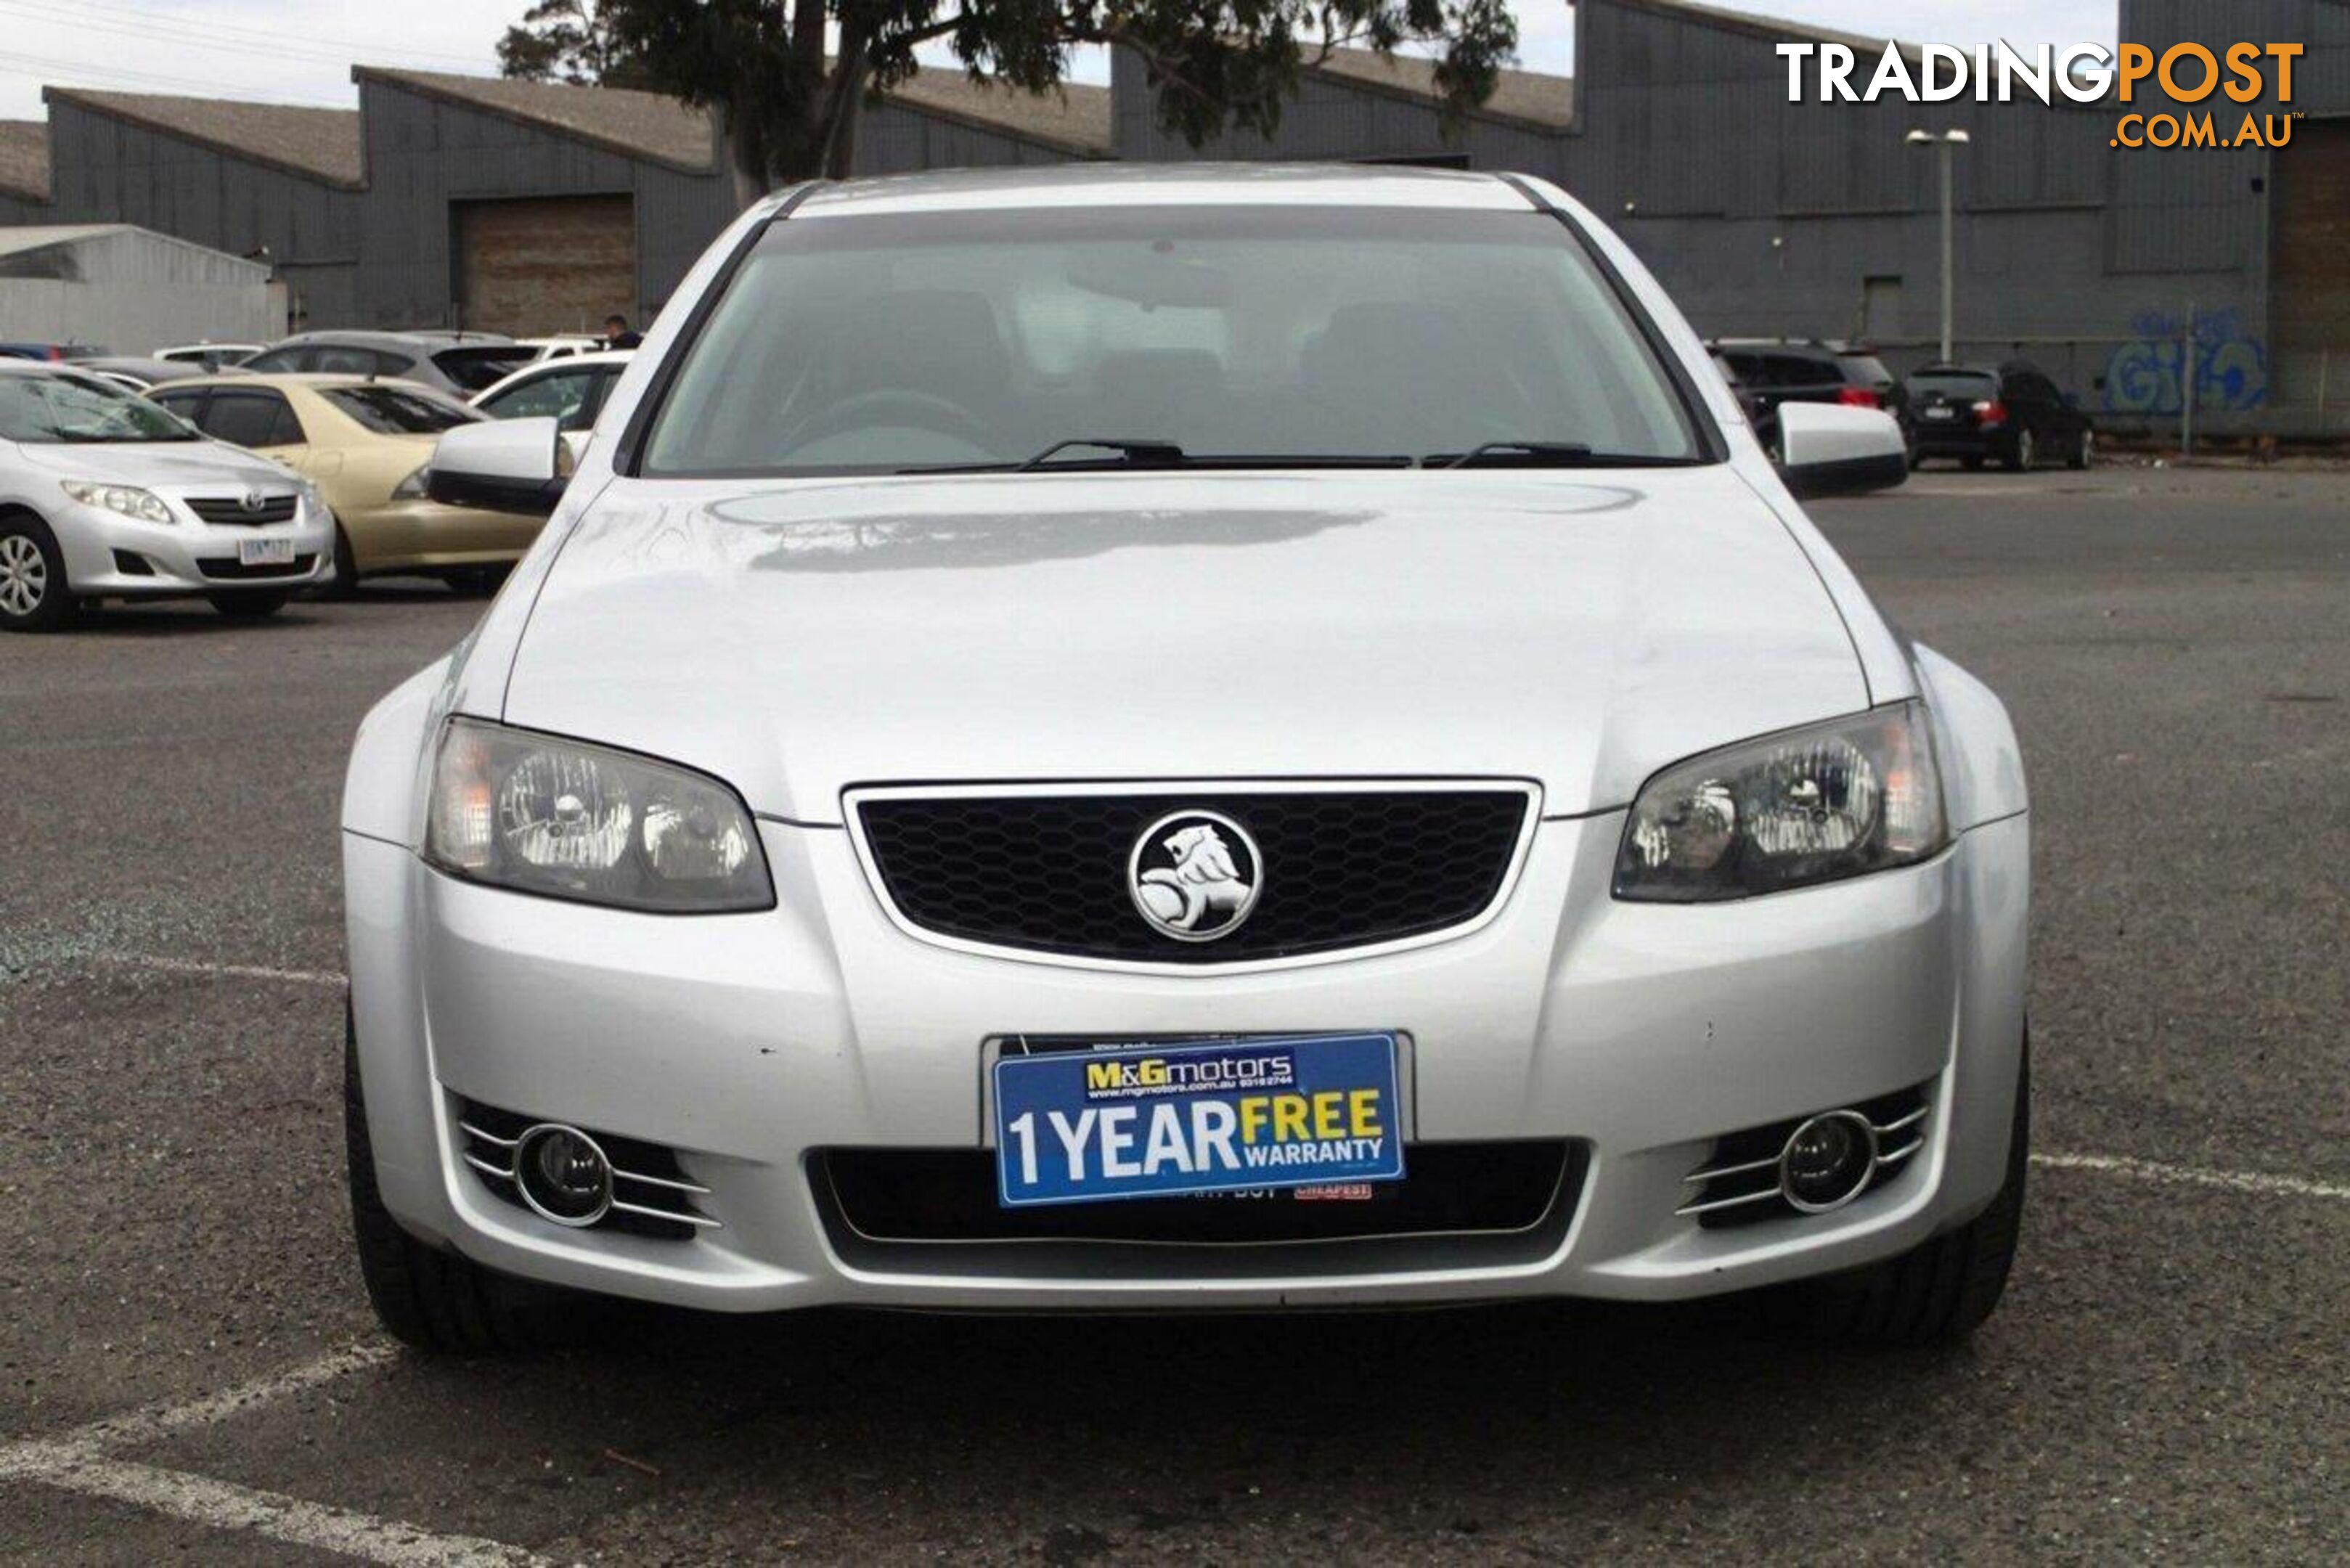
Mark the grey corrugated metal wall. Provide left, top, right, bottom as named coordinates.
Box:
left=354, top=79, right=734, bottom=327
left=1111, top=48, right=1562, bottom=168
left=38, top=102, right=362, bottom=327
left=854, top=104, right=1082, bottom=173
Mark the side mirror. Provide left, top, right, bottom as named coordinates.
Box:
left=427, top=417, right=568, bottom=516
left=1775, top=402, right=1909, bottom=498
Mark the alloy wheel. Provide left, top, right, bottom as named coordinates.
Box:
left=0, top=534, right=47, bottom=618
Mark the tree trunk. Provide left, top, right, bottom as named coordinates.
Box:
left=817, top=45, right=872, bottom=181
left=724, top=105, right=770, bottom=211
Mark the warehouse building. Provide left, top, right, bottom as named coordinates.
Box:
left=0, top=223, right=282, bottom=349
left=1, top=0, right=2342, bottom=432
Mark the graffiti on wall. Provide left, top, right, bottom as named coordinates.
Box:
left=2104, top=308, right=2269, bottom=414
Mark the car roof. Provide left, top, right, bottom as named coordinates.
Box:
left=470, top=349, right=635, bottom=404
left=151, top=371, right=441, bottom=394
left=267, top=330, right=513, bottom=348
left=497, top=349, right=633, bottom=373
left=787, top=163, right=1537, bottom=219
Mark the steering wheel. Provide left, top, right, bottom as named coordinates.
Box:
left=785, top=389, right=995, bottom=452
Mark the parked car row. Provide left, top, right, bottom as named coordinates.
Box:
left=1710, top=338, right=2097, bottom=473
left=0, top=339, right=637, bottom=630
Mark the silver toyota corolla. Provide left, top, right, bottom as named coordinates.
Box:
left=0, top=363, right=333, bottom=630
left=343, top=166, right=2029, bottom=1353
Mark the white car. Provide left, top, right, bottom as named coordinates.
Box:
left=155, top=342, right=266, bottom=372
left=0, top=362, right=333, bottom=629
left=515, top=335, right=607, bottom=362
left=343, top=167, right=2028, bottom=1353
left=468, top=350, right=634, bottom=464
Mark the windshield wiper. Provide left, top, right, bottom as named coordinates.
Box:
left=897, top=441, right=1413, bottom=476
left=1019, top=438, right=1188, bottom=471
left=1429, top=441, right=1697, bottom=469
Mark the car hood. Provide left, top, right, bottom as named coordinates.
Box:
left=502, top=469, right=1871, bottom=822
left=12, top=438, right=295, bottom=487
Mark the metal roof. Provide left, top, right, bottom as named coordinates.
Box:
left=0, top=223, right=273, bottom=274
left=0, top=222, right=133, bottom=256
left=1305, top=47, right=1575, bottom=132
left=1606, top=0, right=1921, bottom=64
left=0, top=120, right=47, bottom=203
left=41, top=89, right=364, bottom=187
left=354, top=68, right=721, bottom=175
left=881, top=68, right=1114, bottom=157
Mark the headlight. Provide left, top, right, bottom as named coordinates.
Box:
left=1613, top=702, right=1948, bottom=902
left=391, top=466, right=429, bottom=500
left=424, top=719, right=774, bottom=913
left=60, top=480, right=173, bottom=525
left=296, top=477, right=329, bottom=515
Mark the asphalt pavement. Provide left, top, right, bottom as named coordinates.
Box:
left=1, top=464, right=2343, bottom=1564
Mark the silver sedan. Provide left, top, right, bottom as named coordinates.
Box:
left=0, top=363, right=332, bottom=629
left=342, top=166, right=2028, bottom=1352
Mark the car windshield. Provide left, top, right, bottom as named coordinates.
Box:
left=322, top=384, right=484, bottom=433
left=0, top=373, right=199, bottom=443
left=1838, top=355, right=1895, bottom=385
left=1910, top=371, right=1997, bottom=399
left=641, top=207, right=1705, bottom=475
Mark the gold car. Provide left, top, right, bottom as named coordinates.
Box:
left=148, top=375, right=542, bottom=592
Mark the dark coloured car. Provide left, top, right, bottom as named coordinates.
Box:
left=1908, top=362, right=2094, bottom=471
left=1708, top=339, right=1914, bottom=467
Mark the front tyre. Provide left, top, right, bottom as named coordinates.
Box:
left=0, top=513, right=73, bottom=633
left=1785, top=1037, right=2029, bottom=1348
left=345, top=1010, right=544, bottom=1354
left=2004, top=428, right=2036, bottom=473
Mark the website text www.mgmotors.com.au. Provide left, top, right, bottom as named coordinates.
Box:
left=1776, top=39, right=2307, bottom=150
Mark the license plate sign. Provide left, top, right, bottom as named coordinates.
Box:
left=994, top=1033, right=1404, bottom=1207
left=237, top=537, right=296, bottom=566
left=1923, top=406, right=1957, bottom=420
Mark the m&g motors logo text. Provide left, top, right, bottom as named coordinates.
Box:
left=1084, top=1050, right=1295, bottom=1101
left=1777, top=41, right=2306, bottom=149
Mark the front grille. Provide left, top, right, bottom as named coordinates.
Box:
left=1678, top=1084, right=1931, bottom=1230
left=816, top=1140, right=1580, bottom=1246
left=196, top=554, right=315, bottom=581
left=186, top=494, right=298, bottom=526
left=455, top=1100, right=717, bottom=1241
left=853, top=786, right=1533, bottom=963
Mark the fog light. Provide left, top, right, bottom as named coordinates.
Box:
left=1778, top=1110, right=1877, bottom=1213
left=514, top=1124, right=613, bottom=1227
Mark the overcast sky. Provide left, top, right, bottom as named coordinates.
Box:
left=0, top=0, right=2118, bottom=121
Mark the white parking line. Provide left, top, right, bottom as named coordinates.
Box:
left=37, top=1343, right=399, bottom=1455
left=105, top=954, right=347, bottom=988
left=0, top=1343, right=550, bottom=1567
left=2033, top=1151, right=2350, bottom=1203
left=17, top=1458, right=551, bottom=1567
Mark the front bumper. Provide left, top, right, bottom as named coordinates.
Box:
left=52, top=494, right=334, bottom=596
left=345, top=809, right=2029, bottom=1312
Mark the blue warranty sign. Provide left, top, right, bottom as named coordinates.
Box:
left=993, top=1033, right=1405, bottom=1208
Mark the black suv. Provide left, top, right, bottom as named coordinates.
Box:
left=1708, top=339, right=1915, bottom=466
left=1907, top=362, right=2095, bottom=471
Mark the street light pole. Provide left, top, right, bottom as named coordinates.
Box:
left=1906, top=128, right=1970, bottom=362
